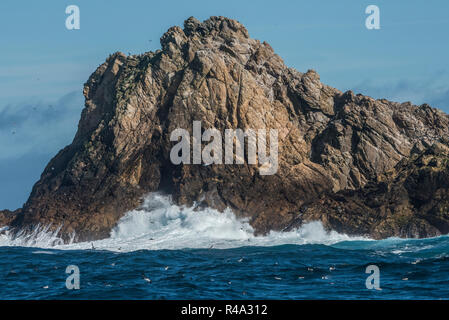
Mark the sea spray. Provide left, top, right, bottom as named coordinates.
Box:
left=0, top=224, right=68, bottom=247
left=0, top=193, right=367, bottom=252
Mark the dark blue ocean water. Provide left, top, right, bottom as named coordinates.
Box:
left=1, top=236, right=449, bottom=299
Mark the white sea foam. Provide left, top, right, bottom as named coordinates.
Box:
left=0, top=224, right=67, bottom=247
left=0, top=193, right=368, bottom=252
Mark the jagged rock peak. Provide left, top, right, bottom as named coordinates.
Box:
left=160, top=16, right=250, bottom=52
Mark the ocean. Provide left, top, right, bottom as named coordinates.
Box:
left=1, top=193, right=448, bottom=299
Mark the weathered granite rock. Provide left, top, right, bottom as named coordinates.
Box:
left=3, top=16, right=449, bottom=241
left=0, top=210, right=18, bottom=231
left=291, top=139, right=449, bottom=239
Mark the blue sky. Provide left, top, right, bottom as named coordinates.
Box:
left=1, top=0, right=449, bottom=209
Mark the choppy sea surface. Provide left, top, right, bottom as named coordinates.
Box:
left=1, top=194, right=448, bottom=299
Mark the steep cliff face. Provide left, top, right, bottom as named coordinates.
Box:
left=293, top=140, right=449, bottom=239
left=4, top=16, right=449, bottom=241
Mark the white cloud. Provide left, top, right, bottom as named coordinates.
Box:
left=0, top=91, right=84, bottom=160
left=350, top=73, right=449, bottom=112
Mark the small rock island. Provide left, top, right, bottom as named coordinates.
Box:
left=2, top=16, right=449, bottom=242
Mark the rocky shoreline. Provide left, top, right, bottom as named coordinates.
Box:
left=2, top=16, right=449, bottom=242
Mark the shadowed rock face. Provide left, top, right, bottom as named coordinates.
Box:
left=292, top=140, right=449, bottom=239
left=0, top=210, right=17, bottom=228
left=3, top=16, right=449, bottom=242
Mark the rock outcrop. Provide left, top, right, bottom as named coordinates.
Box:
left=0, top=210, right=17, bottom=228
left=3, top=16, right=449, bottom=242
left=290, top=140, right=449, bottom=239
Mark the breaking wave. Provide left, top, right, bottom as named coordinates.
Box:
left=0, top=193, right=368, bottom=252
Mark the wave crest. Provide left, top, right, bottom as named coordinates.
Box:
left=0, top=193, right=367, bottom=252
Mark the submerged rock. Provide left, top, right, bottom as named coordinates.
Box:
left=3, top=16, right=449, bottom=241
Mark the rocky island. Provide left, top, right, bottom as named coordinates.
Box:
left=2, top=16, right=449, bottom=242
